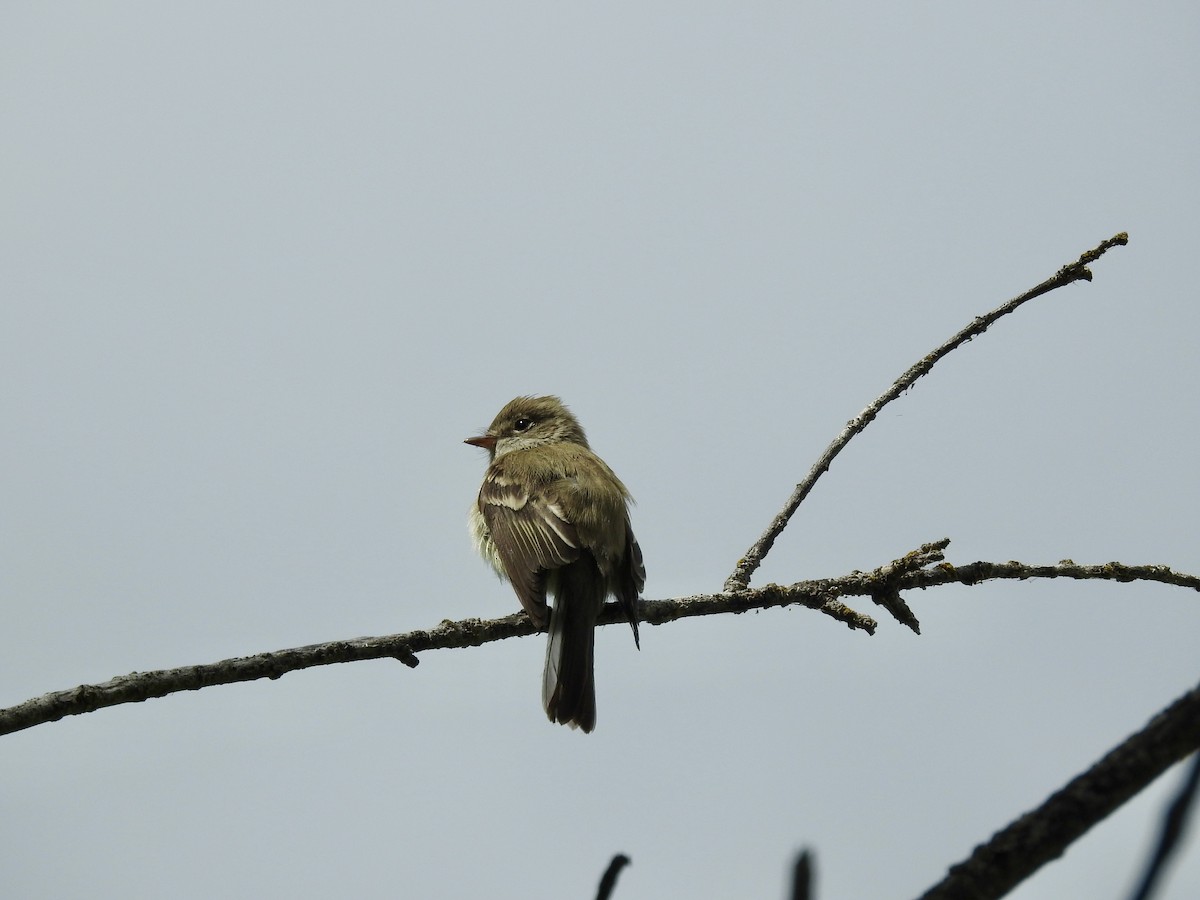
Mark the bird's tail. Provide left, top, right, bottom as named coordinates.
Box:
left=543, top=559, right=605, bottom=733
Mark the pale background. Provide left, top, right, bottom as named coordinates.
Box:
left=2, top=3, right=1198, bottom=898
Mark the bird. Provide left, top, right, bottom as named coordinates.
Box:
left=465, top=396, right=644, bottom=732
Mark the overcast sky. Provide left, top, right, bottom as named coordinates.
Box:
left=2, top=3, right=1198, bottom=898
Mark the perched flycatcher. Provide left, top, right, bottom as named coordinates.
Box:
left=466, top=396, right=644, bottom=733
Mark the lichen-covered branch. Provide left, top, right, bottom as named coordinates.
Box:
left=4, top=540, right=1194, bottom=739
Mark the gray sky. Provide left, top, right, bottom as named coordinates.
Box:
left=2, top=3, right=1198, bottom=898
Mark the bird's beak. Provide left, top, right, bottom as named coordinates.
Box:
left=464, top=435, right=497, bottom=451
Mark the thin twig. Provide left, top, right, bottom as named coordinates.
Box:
left=863, top=539, right=950, bottom=634
left=1127, top=751, right=1200, bottom=900
left=896, top=559, right=1200, bottom=594
left=4, top=548, right=1195, bottom=738
left=724, top=232, right=1129, bottom=592
left=915, top=678, right=1200, bottom=900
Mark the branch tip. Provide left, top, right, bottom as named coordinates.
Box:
left=725, top=232, right=1128, bottom=588
left=596, top=853, right=631, bottom=900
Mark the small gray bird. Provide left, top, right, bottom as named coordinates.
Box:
left=465, top=396, right=644, bottom=732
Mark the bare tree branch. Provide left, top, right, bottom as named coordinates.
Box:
left=724, top=232, right=1130, bottom=593
left=915, top=677, right=1200, bottom=900
left=3, top=545, right=1195, bottom=739
left=0, top=579, right=874, bottom=739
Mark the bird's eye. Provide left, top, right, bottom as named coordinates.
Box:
left=513, top=417, right=534, bottom=432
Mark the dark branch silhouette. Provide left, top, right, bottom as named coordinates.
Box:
left=595, top=854, right=630, bottom=900
left=790, top=849, right=814, bottom=900
left=916, top=679, right=1200, bottom=900
left=1127, top=751, right=1200, bottom=900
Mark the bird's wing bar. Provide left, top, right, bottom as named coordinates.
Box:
left=479, top=475, right=580, bottom=628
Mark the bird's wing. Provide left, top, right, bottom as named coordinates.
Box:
left=618, top=521, right=645, bottom=649
left=478, top=469, right=581, bottom=628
